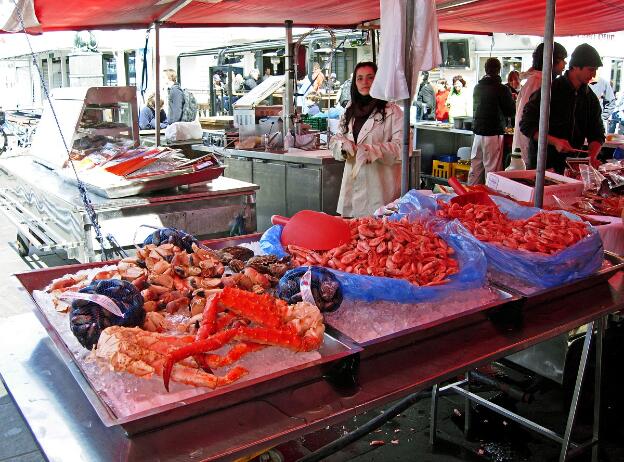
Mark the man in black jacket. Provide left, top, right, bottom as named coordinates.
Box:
left=416, top=71, right=436, bottom=120
left=467, top=58, right=516, bottom=185
left=520, top=43, right=605, bottom=173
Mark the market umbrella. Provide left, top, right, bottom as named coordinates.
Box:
left=370, top=0, right=442, bottom=195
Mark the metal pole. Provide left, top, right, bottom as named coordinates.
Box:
left=154, top=22, right=161, bottom=146
left=534, top=0, right=556, bottom=208
left=402, top=0, right=415, bottom=196
left=371, top=29, right=377, bottom=64
left=284, top=20, right=294, bottom=138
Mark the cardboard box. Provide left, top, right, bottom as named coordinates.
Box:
left=485, top=170, right=583, bottom=206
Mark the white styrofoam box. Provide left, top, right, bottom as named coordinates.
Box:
left=485, top=170, right=583, bottom=206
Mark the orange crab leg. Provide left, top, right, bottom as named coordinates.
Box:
left=163, top=329, right=237, bottom=391
left=196, top=294, right=222, bottom=340
left=201, top=341, right=266, bottom=368
left=236, top=325, right=304, bottom=351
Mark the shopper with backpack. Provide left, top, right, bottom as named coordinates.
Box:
left=163, top=68, right=198, bottom=123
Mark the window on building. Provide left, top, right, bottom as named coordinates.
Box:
left=125, top=51, right=136, bottom=86
left=610, top=59, right=622, bottom=95
left=102, top=54, right=117, bottom=86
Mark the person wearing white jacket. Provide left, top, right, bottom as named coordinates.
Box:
left=513, top=42, right=568, bottom=164
left=329, top=62, right=403, bottom=218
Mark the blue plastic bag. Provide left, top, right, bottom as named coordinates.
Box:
left=261, top=221, right=487, bottom=303
left=393, top=190, right=604, bottom=288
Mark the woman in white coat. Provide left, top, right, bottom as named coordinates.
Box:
left=329, top=62, right=403, bottom=218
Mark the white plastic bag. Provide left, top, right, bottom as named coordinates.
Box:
left=164, top=120, right=203, bottom=142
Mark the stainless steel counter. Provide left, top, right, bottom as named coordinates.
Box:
left=201, top=146, right=344, bottom=231
left=209, top=146, right=336, bottom=165
left=0, top=155, right=259, bottom=262
left=1, top=272, right=622, bottom=461
left=413, top=122, right=473, bottom=136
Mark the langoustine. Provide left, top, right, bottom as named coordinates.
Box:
left=287, top=216, right=459, bottom=287
left=436, top=201, right=590, bottom=254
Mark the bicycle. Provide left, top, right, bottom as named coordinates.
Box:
left=0, top=110, right=38, bottom=155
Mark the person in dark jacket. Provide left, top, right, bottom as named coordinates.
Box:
left=416, top=71, right=436, bottom=120
left=467, top=58, right=516, bottom=185
left=520, top=43, right=605, bottom=172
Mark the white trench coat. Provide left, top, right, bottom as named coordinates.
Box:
left=329, top=102, right=403, bottom=217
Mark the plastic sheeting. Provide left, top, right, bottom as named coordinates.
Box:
left=393, top=190, right=605, bottom=288
left=260, top=222, right=488, bottom=303
left=370, top=0, right=441, bottom=102
left=3, top=0, right=624, bottom=35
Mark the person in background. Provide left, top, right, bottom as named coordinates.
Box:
left=244, top=69, right=260, bottom=90
left=415, top=71, right=436, bottom=121
left=504, top=70, right=521, bottom=126
left=608, top=92, right=624, bottom=134
left=446, top=75, right=472, bottom=122
left=468, top=58, right=516, bottom=185
left=311, top=62, right=326, bottom=92
left=262, top=67, right=272, bottom=82
left=520, top=43, right=605, bottom=172
left=232, top=73, right=245, bottom=93
left=505, top=70, right=521, bottom=100
left=139, top=93, right=167, bottom=130
left=338, top=73, right=353, bottom=108
left=163, top=68, right=184, bottom=124
left=589, top=76, right=616, bottom=130
left=512, top=41, right=568, bottom=164
left=435, top=78, right=450, bottom=122
left=329, top=61, right=403, bottom=218
left=305, top=92, right=321, bottom=115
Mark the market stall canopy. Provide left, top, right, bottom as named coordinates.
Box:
left=2, top=0, right=624, bottom=35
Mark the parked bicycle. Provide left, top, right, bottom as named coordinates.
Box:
left=0, top=109, right=39, bottom=155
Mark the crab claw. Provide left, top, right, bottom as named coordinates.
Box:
left=163, top=329, right=238, bottom=391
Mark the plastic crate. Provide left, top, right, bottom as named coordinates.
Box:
left=452, top=161, right=471, bottom=182
left=301, top=115, right=328, bottom=131
left=433, top=154, right=459, bottom=163
left=432, top=160, right=452, bottom=179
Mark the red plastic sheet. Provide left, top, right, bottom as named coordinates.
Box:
left=0, top=0, right=621, bottom=35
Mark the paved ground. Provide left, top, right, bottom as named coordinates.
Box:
left=0, top=198, right=622, bottom=462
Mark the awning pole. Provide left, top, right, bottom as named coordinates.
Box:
left=154, top=22, right=161, bottom=146
left=534, top=0, right=556, bottom=208
left=402, top=0, right=415, bottom=196
left=284, top=20, right=294, bottom=137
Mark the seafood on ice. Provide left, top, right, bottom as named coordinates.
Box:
left=95, top=287, right=325, bottom=390
left=287, top=216, right=459, bottom=286
left=436, top=201, right=590, bottom=254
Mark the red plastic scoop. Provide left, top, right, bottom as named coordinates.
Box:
left=271, top=210, right=352, bottom=251
left=448, top=176, right=498, bottom=208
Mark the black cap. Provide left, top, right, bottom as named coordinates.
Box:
left=569, top=43, right=603, bottom=68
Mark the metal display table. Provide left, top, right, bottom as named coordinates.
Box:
left=203, top=146, right=344, bottom=231
left=0, top=155, right=258, bottom=262
left=1, top=272, right=622, bottom=461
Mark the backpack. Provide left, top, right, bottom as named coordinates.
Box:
left=180, top=88, right=198, bottom=122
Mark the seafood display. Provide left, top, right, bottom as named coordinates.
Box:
left=436, top=201, right=590, bottom=254
left=69, top=279, right=145, bottom=349
left=286, top=217, right=459, bottom=287
left=278, top=266, right=343, bottom=312
left=44, top=234, right=322, bottom=391
left=95, top=287, right=324, bottom=390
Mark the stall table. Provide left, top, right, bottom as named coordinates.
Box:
left=1, top=271, right=621, bottom=461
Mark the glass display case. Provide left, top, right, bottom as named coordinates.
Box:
left=30, top=86, right=139, bottom=170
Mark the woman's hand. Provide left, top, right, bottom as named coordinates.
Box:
left=341, top=139, right=357, bottom=158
